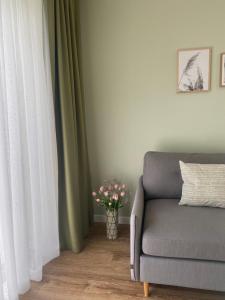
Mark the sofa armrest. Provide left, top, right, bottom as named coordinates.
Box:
left=130, top=176, right=144, bottom=281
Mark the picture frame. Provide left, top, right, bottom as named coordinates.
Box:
left=220, top=53, right=225, bottom=87
left=177, top=47, right=212, bottom=93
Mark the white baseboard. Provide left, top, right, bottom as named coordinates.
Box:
left=94, top=214, right=130, bottom=224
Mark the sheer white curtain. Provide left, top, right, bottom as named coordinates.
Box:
left=0, top=0, right=59, bottom=299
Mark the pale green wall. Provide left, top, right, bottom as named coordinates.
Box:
left=80, top=0, right=225, bottom=217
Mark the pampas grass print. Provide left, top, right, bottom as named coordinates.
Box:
left=178, top=52, right=200, bottom=87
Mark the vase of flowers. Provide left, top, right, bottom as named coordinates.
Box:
left=92, top=180, right=128, bottom=240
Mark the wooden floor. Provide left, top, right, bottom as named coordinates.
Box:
left=20, top=224, right=225, bottom=300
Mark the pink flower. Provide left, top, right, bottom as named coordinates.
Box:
left=122, top=184, right=126, bottom=189
left=99, top=186, right=104, bottom=193
left=104, top=191, right=109, bottom=197
left=114, top=184, right=118, bottom=189
left=112, top=193, right=118, bottom=201
left=92, top=192, right=97, bottom=197
left=120, top=191, right=125, bottom=197
left=96, top=199, right=100, bottom=203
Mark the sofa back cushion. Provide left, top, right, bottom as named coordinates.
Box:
left=143, top=151, right=225, bottom=199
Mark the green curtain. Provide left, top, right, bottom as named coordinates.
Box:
left=45, top=0, right=92, bottom=252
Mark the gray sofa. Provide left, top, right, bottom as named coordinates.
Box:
left=130, top=151, right=225, bottom=297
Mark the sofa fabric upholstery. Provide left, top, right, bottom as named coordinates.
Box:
left=143, top=151, right=225, bottom=199
left=140, top=255, right=225, bottom=292
left=130, top=176, right=144, bottom=281
left=142, top=199, right=225, bottom=262
left=131, top=151, right=225, bottom=292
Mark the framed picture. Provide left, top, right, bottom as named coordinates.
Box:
left=177, top=47, right=212, bottom=93
left=220, top=53, right=225, bottom=87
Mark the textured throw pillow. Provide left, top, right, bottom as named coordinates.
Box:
left=179, top=161, right=225, bottom=208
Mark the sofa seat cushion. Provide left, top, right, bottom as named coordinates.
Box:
left=142, top=199, right=225, bottom=262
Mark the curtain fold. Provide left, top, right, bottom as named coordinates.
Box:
left=0, top=0, right=59, bottom=299
left=45, top=0, right=92, bottom=252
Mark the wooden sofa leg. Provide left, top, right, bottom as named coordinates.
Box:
left=144, top=282, right=150, bottom=297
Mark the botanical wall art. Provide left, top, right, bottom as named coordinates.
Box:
left=177, top=47, right=212, bottom=93
left=220, top=53, right=225, bottom=87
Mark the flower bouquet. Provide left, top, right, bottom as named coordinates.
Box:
left=92, top=180, right=129, bottom=239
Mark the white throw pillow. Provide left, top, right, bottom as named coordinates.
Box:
left=179, top=161, right=225, bottom=208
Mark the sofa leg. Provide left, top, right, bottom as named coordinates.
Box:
left=143, top=282, right=150, bottom=297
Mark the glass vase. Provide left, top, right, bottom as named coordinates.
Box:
left=106, top=209, right=118, bottom=240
